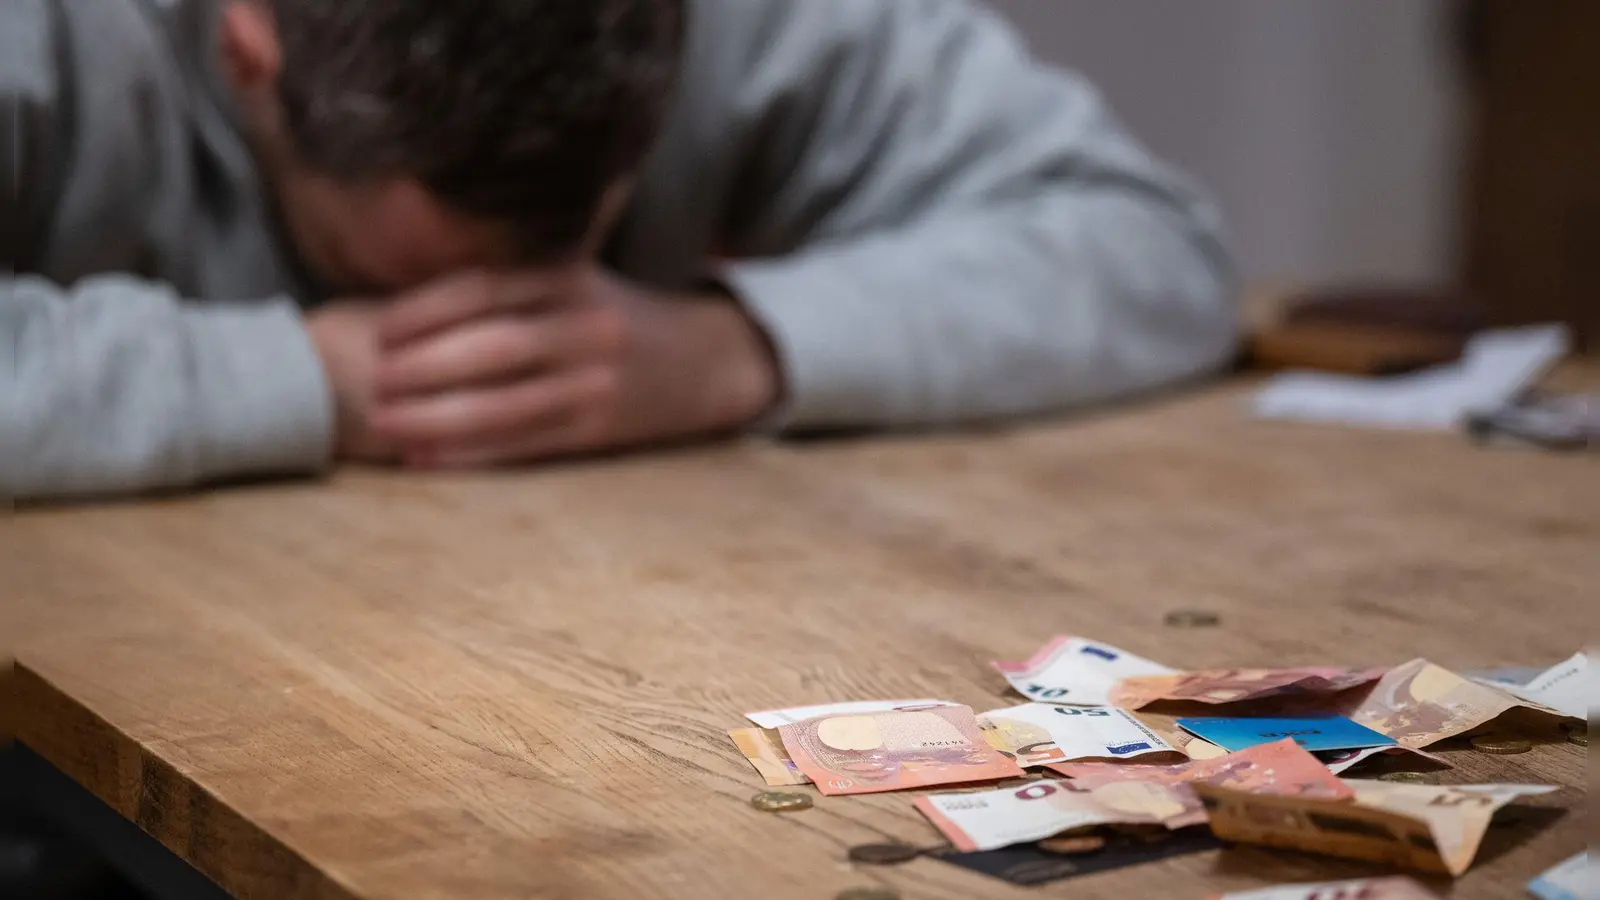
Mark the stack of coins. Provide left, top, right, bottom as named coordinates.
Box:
left=1564, top=722, right=1587, bottom=747
left=1470, top=736, right=1533, bottom=755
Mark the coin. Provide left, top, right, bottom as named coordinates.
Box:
left=1163, top=610, right=1221, bottom=628
left=1471, top=736, right=1533, bottom=755
left=1567, top=731, right=1588, bottom=747
left=750, top=791, right=813, bottom=813
left=1104, top=823, right=1171, bottom=843
left=836, top=889, right=900, bottom=900
left=847, top=843, right=923, bottom=865
left=1378, top=771, right=1437, bottom=785
left=1037, top=835, right=1108, bottom=855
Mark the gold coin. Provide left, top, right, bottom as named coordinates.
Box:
left=1567, top=731, right=1588, bottom=747
left=836, top=889, right=900, bottom=900
left=847, top=843, right=922, bottom=865
left=750, top=791, right=813, bottom=813
left=1163, top=610, right=1222, bottom=628
left=1104, top=823, right=1171, bottom=843
left=1471, top=736, right=1533, bottom=755
left=1037, top=835, right=1108, bottom=855
left=1378, top=771, right=1437, bottom=785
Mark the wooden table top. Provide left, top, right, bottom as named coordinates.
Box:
left=3, top=372, right=1594, bottom=900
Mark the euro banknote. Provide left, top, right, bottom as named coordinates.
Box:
left=977, top=702, right=1176, bottom=766
left=1196, top=780, right=1557, bottom=875
left=915, top=776, right=1199, bottom=852
left=1341, top=659, right=1575, bottom=748
left=1049, top=738, right=1353, bottom=816
left=917, top=740, right=1346, bottom=850
left=779, top=705, right=1022, bottom=795
left=1473, top=652, right=1587, bottom=721
left=992, top=636, right=1174, bottom=706
left=729, top=727, right=808, bottom=786
left=746, top=698, right=958, bottom=729
left=1208, top=876, right=1442, bottom=900
left=1130, top=710, right=1228, bottom=760
left=1316, top=745, right=1447, bottom=776
left=1112, top=667, right=1386, bottom=710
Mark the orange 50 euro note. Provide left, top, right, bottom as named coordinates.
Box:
left=1341, top=658, right=1578, bottom=749
left=1111, top=667, right=1386, bottom=710
left=778, top=705, right=1023, bottom=795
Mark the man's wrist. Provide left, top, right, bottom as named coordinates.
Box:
left=684, top=288, right=784, bottom=431
left=305, top=302, right=396, bottom=462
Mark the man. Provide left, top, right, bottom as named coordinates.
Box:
left=1, top=0, right=1237, bottom=501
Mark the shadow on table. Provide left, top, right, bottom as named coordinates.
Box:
left=1210, top=845, right=1454, bottom=893
left=1475, top=804, right=1568, bottom=870
left=1204, top=799, right=1568, bottom=893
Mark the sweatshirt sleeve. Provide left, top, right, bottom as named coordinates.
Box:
left=0, top=277, right=334, bottom=502
left=1, top=0, right=333, bottom=501
left=714, top=0, right=1238, bottom=429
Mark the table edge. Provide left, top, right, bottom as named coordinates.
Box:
left=12, top=661, right=360, bottom=900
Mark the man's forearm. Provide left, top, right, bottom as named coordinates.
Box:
left=722, top=187, right=1238, bottom=431
left=1, top=275, right=334, bottom=501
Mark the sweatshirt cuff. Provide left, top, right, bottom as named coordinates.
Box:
left=184, top=300, right=335, bottom=482
left=720, top=255, right=917, bottom=432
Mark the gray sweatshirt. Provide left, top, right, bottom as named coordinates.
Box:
left=1, top=0, right=1237, bottom=502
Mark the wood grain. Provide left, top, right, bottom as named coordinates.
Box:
left=2, top=371, right=1594, bottom=900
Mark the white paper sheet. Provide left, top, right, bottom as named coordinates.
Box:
left=1254, top=324, right=1570, bottom=430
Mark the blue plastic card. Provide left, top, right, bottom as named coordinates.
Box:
left=1176, top=716, right=1397, bottom=753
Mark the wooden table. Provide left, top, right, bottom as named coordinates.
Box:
left=3, top=373, right=1593, bottom=900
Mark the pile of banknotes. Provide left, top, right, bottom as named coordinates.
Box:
left=729, top=635, right=1589, bottom=894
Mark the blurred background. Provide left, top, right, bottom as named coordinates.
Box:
left=990, top=0, right=1598, bottom=350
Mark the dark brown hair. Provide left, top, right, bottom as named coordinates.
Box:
left=269, top=0, right=685, bottom=258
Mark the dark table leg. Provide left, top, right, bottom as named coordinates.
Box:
left=1, top=745, right=232, bottom=900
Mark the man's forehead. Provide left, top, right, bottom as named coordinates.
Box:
left=335, top=178, right=521, bottom=289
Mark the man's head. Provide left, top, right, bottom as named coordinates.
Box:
left=220, top=0, right=684, bottom=294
